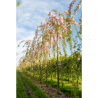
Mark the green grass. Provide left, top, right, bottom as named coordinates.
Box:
left=16, top=70, right=28, bottom=98
left=19, top=71, right=48, bottom=98
left=24, top=71, right=82, bottom=86
left=46, top=72, right=82, bottom=85
left=24, top=71, right=82, bottom=98
left=62, top=77, right=82, bottom=85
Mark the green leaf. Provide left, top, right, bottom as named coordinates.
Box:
left=73, top=46, right=77, bottom=48
left=16, top=1, right=20, bottom=6
left=72, top=38, right=75, bottom=43
left=77, top=48, right=80, bottom=51
left=59, top=13, right=63, bottom=16
left=52, top=9, right=57, bottom=12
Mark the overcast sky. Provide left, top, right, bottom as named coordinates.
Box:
left=16, top=0, right=82, bottom=66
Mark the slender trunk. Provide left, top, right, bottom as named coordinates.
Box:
left=77, top=79, right=79, bottom=86
left=40, top=60, right=42, bottom=83
left=76, top=62, right=79, bottom=86
left=45, top=64, right=48, bottom=86
left=68, top=72, right=70, bottom=84
left=57, top=32, right=59, bottom=92
left=49, top=60, right=52, bottom=81
left=51, top=73, right=52, bottom=81
left=44, top=54, right=47, bottom=86
left=61, top=71, right=64, bottom=87
left=30, top=62, right=32, bottom=72
left=55, top=71, right=56, bottom=78
left=55, top=62, right=56, bottom=78
left=38, top=64, right=39, bottom=76
left=33, top=64, right=34, bottom=78
left=40, top=64, right=41, bottom=83
left=41, top=65, right=42, bottom=83
left=77, top=72, right=79, bottom=86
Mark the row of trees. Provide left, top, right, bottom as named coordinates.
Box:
left=17, top=0, right=82, bottom=97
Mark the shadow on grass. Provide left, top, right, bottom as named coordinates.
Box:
left=24, top=71, right=82, bottom=98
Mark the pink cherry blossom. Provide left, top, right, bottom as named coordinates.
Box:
left=78, top=5, right=80, bottom=9
left=69, top=8, right=72, bottom=12
left=74, top=0, right=76, bottom=2
left=58, top=34, right=62, bottom=39
left=64, top=28, right=67, bottom=33
left=48, top=11, right=52, bottom=16
left=55, top=12, right=58, bottom=14
left=55, top=20, right=57, bottom=25
left=70, top=3, right=73, bottom=7
left=77, top=58, right=80, bottom=60
left=41, top=20, right=44, bottom=24
left=60, top=16, right=63, bottom=24
left=74, top=11, right=77, bottom=15
left=64, top=11, right=68, bottom=15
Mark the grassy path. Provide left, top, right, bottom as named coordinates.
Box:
left=17, top=70, right=48, bottom=98
left=16, top=70, right=28, bottom=98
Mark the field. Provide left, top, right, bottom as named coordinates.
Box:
left=16, top=60, right=82, bottom=98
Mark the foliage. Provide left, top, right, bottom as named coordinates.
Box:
left=16, top=1, right=20, bottom=6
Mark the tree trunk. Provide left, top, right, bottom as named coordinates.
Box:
left=51, top=73, right=52, bottom=81
left=49, top=60, right=52, bottom=81
left=57, top=32, right=59, bottom=92
left=33, top=65, right=34, bottom=78
left=30, top=62, right=32, bottom=72
left=40, top=63, right=42, bottom=83
left=68, top=72, right=70, bottom=84
left=45, top=64, right=48, bottom=86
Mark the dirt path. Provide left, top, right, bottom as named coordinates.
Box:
left=23, top=72, right=71, bottom=98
